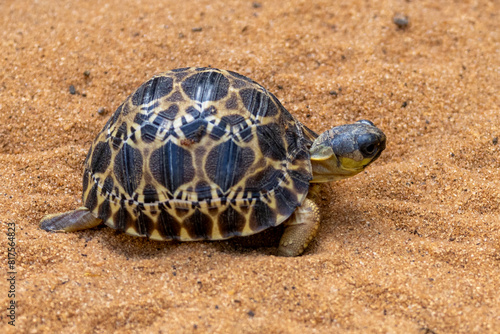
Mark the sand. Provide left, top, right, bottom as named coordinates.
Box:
left=1, top=0, right=499, bottom=332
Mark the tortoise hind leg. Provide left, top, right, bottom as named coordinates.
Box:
left=278, top=198, right=320, bottom=257
left=40, top=207, right=102, bottom=232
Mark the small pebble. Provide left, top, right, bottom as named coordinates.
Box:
left=493, top=137, right=498, bottom=145
left=393, top=13, right=410, bottom=29
left=191, top=27, right=203, bottom=32
left=69, top=85, right=76, bottom=95
left=252, top=2, right=262, bottom=8
left=97, top=107, right=106, bottom=115
left=63, top=122, right=74, bottom=131
left=83, top=70, right=91, bottom=77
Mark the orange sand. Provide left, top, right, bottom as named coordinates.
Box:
left=1, top=0, right=499, bottom=332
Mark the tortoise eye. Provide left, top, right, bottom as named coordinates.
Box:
left=361, top=144, right=376, bottom=155
left=358, top=133, right=380, bottom=157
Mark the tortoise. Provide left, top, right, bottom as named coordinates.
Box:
left=40, top=67, right=386, bottom=256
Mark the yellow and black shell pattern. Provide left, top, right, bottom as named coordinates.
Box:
left=82, top=67, right=315, bottom=241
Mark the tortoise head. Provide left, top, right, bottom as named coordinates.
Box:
left=310, top=120, right=386, bottom=182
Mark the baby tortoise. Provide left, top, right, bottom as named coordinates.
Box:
left=41, top=67, right=386, bottom=256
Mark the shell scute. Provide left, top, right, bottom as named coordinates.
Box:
left=149, top=141, right=195, bottom=194
left=181, top=70, right=230, bottom=102
left=113, top=143, right=143, bottom=196
left=132, top=76, right=174, bottom=106
left=90, top=141, right=112, bottom=174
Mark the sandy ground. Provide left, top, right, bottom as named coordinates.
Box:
left=1, top=0, right=499, bottom=333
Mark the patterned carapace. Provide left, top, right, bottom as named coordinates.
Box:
left=82, top=67, right=317, bottom=241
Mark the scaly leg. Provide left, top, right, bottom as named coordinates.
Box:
left=278, top=198, right=320, bottom=257
left=40, top=207, right=102, bottom=232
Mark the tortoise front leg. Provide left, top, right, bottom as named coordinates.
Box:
left=40, top=207, right=102, bottom=232
left=278, top=198, right=320, bottom=257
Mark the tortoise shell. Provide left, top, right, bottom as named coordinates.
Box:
left=82, top=67, right=316, bottom=241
